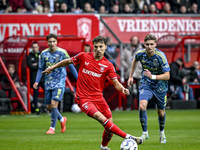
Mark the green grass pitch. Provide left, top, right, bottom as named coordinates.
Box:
left=0, top=109, right=200, bottom=150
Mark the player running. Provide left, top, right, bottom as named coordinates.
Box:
left=128, top=34, right=170, bottom=143
left=42, top=36, right=143, bottom=150
left=33, top=34, right=78, bottom=134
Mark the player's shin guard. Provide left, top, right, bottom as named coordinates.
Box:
left=139, top=110, right=148, bottom=132
left=50, top=108, right=59, bottom=128
left=102, top=119, right=126, bottom=138
left=158, top=113, right=166, bottom=131
left=101, top=129, right=113, bottom=146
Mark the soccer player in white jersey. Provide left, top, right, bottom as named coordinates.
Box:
left=33, top=34, right=78, bottom=134
left=42, top=36, right=143, bottom=150
left=128, top=34, right=170, bottom=143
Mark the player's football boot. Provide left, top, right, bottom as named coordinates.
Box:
left=159, top=131, right=166, bottom=143
left=100, top=145, right=111, bottom=150
left=61, top=117, right=67, bottom=133
left=46, top=128, right=55, bottom=134
left=129, top=136, right=143, bottom=145
left=140, top=132, right=149, bottom=141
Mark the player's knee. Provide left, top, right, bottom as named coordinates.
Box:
left=139, top=104, right=146, bottom=111
left=158, top=110, right=165, bottom=117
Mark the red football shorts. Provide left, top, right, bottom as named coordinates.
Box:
left=75, top=96, right=112, bottom=119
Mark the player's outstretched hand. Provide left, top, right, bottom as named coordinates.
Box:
left=127, top=77, right=133, bottom=88
left=33, top=82, right=38, bottom=89
left=42, top=66, right=52, bottom=75
left=122, top=88, right=130, bottom=95
left=143, top=69, right=152, bottom=78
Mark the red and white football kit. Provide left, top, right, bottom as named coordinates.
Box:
left=71, top=52, right=117, bottom=118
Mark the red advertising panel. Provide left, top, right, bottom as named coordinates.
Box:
left=100, top=16, right=200, bottom=44
left=0, top=14, right=99, bottom=43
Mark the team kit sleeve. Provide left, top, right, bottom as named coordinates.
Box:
left=35, top=52, right=45, bottom=83
left=107, top=63, right=118, bottom=80
left=161, top=53, right=170, bottom=73
left=71, top=52, right=84, bottom=66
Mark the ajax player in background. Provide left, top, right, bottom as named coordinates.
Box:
left=43, top=36, right=143, bottom=150
left=128, top=34, right=170, bottom=143
left=33, top=34, right=78, bottom=134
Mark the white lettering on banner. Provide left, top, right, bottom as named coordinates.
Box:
left=0, top=23, right=61, bottom=41
left=117, top=19, right=200, bottom=33
left=82, top=68, right=102, bottom=77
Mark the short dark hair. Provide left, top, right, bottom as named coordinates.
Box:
left=92, top=36, right=107, bottom=45
left=46, top=33, right=57, bottom=41
left=144, top=34, right=157, bottom=43
left=32, top=41, right=39, bottom=46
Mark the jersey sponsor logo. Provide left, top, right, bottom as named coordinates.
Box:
left=85, top=61, right=89, bottom=66
left=82, top=68, right=102, bottom=77
left=98, top=63, right=108, bottom=68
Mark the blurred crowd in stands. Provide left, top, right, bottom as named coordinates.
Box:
left=0, top=0, right=199, bottom=14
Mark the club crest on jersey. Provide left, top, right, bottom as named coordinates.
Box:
left=100, top=66, right=105, bottom=72
left=56, top=55, right=60, bottom=62
left=140, top=89, right=144, bottom=94
left=153, top=59, right=158, bottom=66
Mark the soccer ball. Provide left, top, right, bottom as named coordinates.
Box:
left=120, top=139, right=138, bottom=150
left=71, top=104, right=81, bottom=113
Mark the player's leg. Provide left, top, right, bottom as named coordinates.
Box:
left=51, top=88, right=67, bottom=133
left=77, top=98, right=143, bottom=148
left=154, top=93, right=167, bottom=143
left=45, top=90, right=55, bottom=134
left=139, top=88, right=153, bottom=141
left=157, top=108, right=166, bottom=143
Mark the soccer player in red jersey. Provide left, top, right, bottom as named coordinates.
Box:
left=42, top=36, right=143, bottom=150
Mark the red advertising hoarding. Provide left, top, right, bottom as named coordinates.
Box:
left=100, top=16, right=200, bottom=44
left=0, top=14, right=99, bottom=42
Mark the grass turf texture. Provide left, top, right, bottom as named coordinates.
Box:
left=0, top=109, right=200, bottom=150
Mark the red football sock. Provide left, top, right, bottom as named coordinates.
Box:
left=102, top=119, right=126, bottom=138
left=101, top=130, right=113, bottom=146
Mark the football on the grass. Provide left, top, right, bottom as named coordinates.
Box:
left=120, top=139, right=138, bottom=150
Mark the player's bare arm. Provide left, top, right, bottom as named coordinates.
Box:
left=143, top=69, right=170, bottom=80
left=42, top=58, right=73, bottom=75
left=127, top=58, right=137, bottom=88
left=112, top=79, right=130, bottom=95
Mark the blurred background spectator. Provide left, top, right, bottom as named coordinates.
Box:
left=84, top=44, right=91, bottom=52
left=109, top=4, right=121, bottom=14
left=0, top=0, right=12, bottom=13
left=104, top=37, right=118, bottom=65
left=23, top=0, right=43, bottom=13
left=138, top=3, right=149, bottom=14
left=59, top=2, right=68, bottom=13
left=169, top=58, right=195, bottom=101
left=161, top=2, right=172, bottom=14
left=98, top=4, right=107, bottom=14
left=188, top=2, right=199, bottom=14
left=123, top=3, right=133, bottom=13
left=178, top=5, right=188, bottom=14
left=149, top=3, right=158, bottom=14
left=121, top=35, right=143, bottom=110
left=1, top=64, right=32, bottom=109
left=9, top=0, right=27, bottom=13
